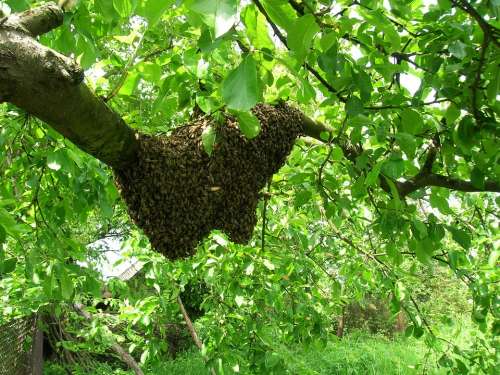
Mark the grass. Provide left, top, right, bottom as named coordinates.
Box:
left=277, top=332, right=444, bottom=375
left=148, top=332, right=443, bottom=375
left=45, top=333, right=444, bottom=375
left=147, top=350, right=209, bottom=375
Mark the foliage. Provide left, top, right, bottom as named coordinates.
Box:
left=0, top=0, right=499, bottom=374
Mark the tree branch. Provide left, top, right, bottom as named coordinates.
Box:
left=399, top=174, right=500, bottom=196
left=177, top=296, right=217, bottom=375
left=73, top=303, right=144, bottom=375
left=452, top=0, right=500, bottom=47
left=2, top=2, right=62, bottom=37
left=0, top=3, right=139, bottom=169
left=300, top=115, right=500, bottom=195
left=252, top=0, right=345, bottom=102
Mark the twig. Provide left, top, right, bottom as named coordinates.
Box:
left=73, top=303, right=144, bottom=375
left=261, top=181, right=271, bottom=252
left=365, top=98, right=451, bottom=110
left=470, top=35, right=489, bottom=125
left=409, top=295, right=435, bottom=336
left=252, top=0, right=346, bottom=102
left=105, top=30, right=147, bottom=102
left=177, top=296, right=217, bottom=375
left=452, top=0, right=500, bottom=47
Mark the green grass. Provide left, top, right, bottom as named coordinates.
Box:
left=148, top=350, right=209, bottom=375
left=277, top=332, right=444, bottom=375
left=149, top=333, right=443, bottom=375
left=45, top=333, right=444, bottom=375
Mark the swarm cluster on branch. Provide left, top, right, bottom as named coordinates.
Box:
left=115, top=104, right=303, bottom=259
left=0, top=3, right=498, bottom=259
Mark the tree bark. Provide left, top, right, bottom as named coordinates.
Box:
left=0, top=3, right=139, bottom=170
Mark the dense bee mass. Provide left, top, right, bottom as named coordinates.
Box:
left=114, top=103, right=303, bottom=259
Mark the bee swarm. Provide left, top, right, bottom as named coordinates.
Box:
left=114, top=103, right=303, bottom=259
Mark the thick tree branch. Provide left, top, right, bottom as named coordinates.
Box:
left=0, top=3, right=139, bottom=169
left=2, top=2, right=62, bottom=37
left=300, top=115, right=500, bottom=195
left=398, top=174, right=500, bottom=196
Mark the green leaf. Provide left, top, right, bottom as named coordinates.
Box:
left=331, top=146, right=344, bottom=161
left=365, top=162, right=383, bottom=186
left=59, top=269, right=74, bottom=300
left=412, top=219, right=428, bottom=240
left=201, top=125, right=217, bottom=156
left=455, top=116, right=476, bottom=149
left=113, top=0, right=134, bottom=18
left=395, top=132, right=417, bottom=158
left=294, top=189, right=312, bottom=208
left=449, top=40, right=467, bottom=59
left=445, top=104, right=461, bottom=125
left=430, top=190, right=453, bottom=215
left=0, top=208, right=29, bottom=240
left=0, top=224, right=6, bottom=245
left=119, top=72, right=140, bottom=96
left=137, top=62, right=162, bottom=85
left=234, top=110, right=261, bottom=139
left=401, top=108, right=424, bottom=135
left=410, top=238, right=433, bottom=265
left=346, top=96, right=364, bottom=117
left=448, top=226, right=471, bottom=249
left=187, top=0, right=238, bottom=37
left=242, top=5, right=274, bottom=50
left=95, top=0, right=119, bottom=20
left=265, top=352, right=280, bottom=368
left=355, top=70, right=373, bottom=102
left=222, top=55, right=260, bottom=111
left=382, top=155, right=405, bottom=179
left=287, top=14, right=320, bottom=64
left=47, top=152, right=62, bottom=171
left=261, top=0, right=295, bottom=32
left=0, top=258, right=16, bottom=275
left=139, top=0, right=174, bottom=26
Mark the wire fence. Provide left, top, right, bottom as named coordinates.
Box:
left=0, top=315, right=38, bottom=375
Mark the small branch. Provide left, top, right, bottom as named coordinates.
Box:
left=409, top=295, right=435, bottom=336
left=470, top=35, right=489, bottom=125
left=261, top=182, right=271, bottom=252
left=252, top=0, right=346, bottom=101
left=177, top=296, right=202, bottom=349
left=299, top=112, right=499, bottom=196
left=177, top=296, right=217, bottom=375
left=365, top=98, right=451, bottom=110
left=106, top=31, right=147, bottom=102
left=73, top=303, right=144, bottom=375
left=452, top=0, right=500, bottom=47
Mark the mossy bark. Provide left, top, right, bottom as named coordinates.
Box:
left=0, top=3, right=139, bottom=170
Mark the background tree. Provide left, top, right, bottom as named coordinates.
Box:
left=0, top=0, right=498, bottom=374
